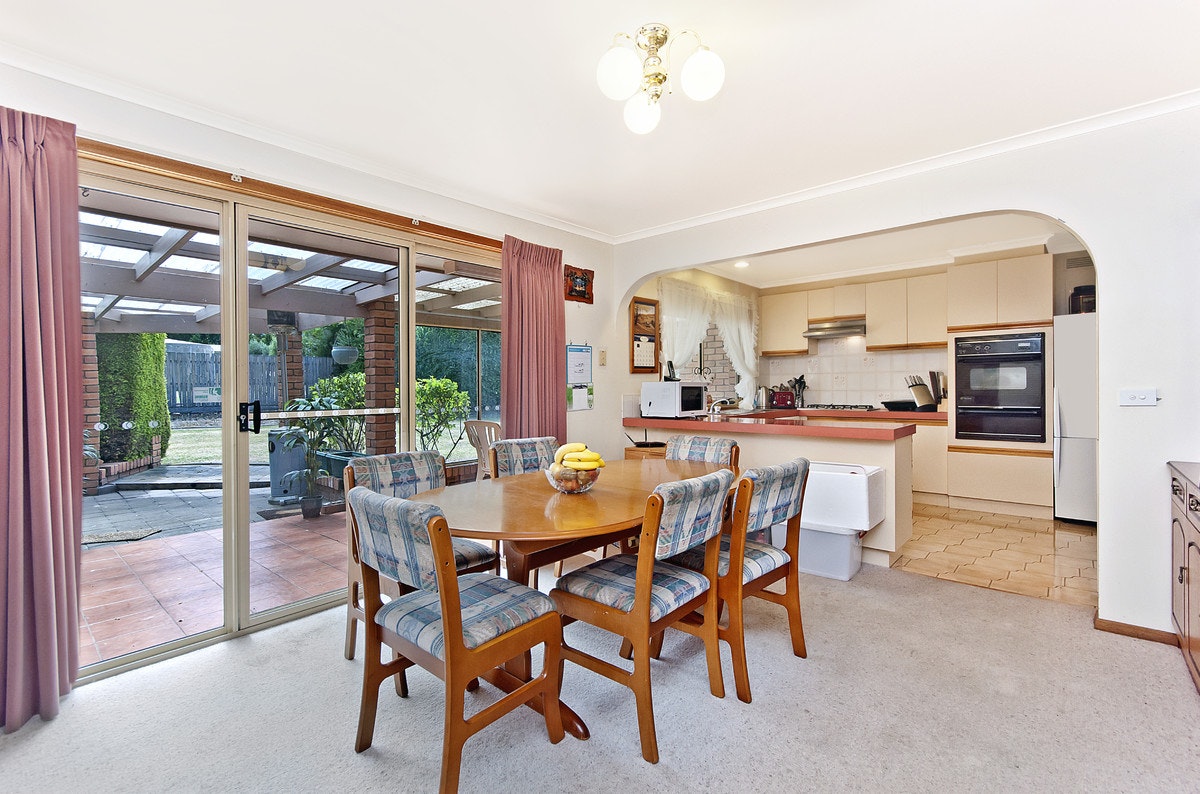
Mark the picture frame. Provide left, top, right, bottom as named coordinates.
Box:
left=564, top=265, right=594, bottom=304
left=629, top=297, right=660, bottom=374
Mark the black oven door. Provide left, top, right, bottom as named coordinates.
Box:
left=955, top=333, right=1046, bottom=442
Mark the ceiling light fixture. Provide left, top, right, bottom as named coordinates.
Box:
left=596, top=23, right=725, bottom=134
left=734, top=260, right=750, bottom=269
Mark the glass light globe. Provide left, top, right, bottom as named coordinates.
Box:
left=680, top=47, right=725, bottom=101
left=623, top=93, right=661, bottom=134
left=596, top=46, right=642, bottom=101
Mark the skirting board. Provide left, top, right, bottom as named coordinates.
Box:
left=1093, top=611, right=1179, bottom=646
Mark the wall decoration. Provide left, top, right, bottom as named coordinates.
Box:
left=629, top=297, right=660, bottom=374
left=564, top=265, right=594, bottom=303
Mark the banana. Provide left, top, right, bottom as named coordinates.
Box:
left=563, top=459, right=602, bottom=471
left=554, top=442, right=588, bottom=465
left=563, top=450, right=602, bottom=462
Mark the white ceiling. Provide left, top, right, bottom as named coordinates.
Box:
left=2, top=2, right=1197, bottom=278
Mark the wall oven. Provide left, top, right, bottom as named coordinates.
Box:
left=955, top=332, right=1046, bottom=442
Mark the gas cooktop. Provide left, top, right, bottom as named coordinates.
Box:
left=804, top=403, right=879, bottom=411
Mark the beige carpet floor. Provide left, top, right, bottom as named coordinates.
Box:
left=2, top=564, right=1199, bottom=792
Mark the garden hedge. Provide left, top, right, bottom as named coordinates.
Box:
left=96, top=333, right=172, bottom=461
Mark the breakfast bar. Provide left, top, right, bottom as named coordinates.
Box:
left=623, top=410, right=919, bottom=566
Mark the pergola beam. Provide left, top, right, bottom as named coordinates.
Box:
left=134, top=229, right=194, bottom=281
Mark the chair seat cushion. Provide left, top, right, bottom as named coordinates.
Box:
left=669, top=536, right=791, bottom=584
left=376, top=573, right=555, bottom=659
left=552, top=554, right=710, bottom=622
left=452, top=538, right=498, bottom=572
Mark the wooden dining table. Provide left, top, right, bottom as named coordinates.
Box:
left=408, top=456, right=729, bottom=739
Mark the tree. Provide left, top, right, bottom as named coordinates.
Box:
left=414, top=377, right=470, bottom=457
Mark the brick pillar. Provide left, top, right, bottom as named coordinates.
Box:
left=363, top=300, right=396, bottom=454
left=276, top=330, right=304, bottom=407
left=81, top=311, right=101, bottom=495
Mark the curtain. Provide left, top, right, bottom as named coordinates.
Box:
left=658, top=278, right=712, bottom=375
left=1, top=107, right=83, bottom=733
left=711, top=290, right=759, bottom=408
left=500, top=235, right=565, bottom=444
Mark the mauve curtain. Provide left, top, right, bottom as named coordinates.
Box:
left=1, top=107, right=83, bottom=733
left=500, top=235, right=565, bottom=444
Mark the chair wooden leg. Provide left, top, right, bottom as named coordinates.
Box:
left=440, top=682, right=467, bottom=793
left=783, top=572, right=808, bottom=658
left=726, top=596, right=752, bottom=703
left=344, top=581, right=359, bottom=660
left=542, top=631, right=566, bottom=744
left=630, top=638, right=660, bottom=764
left=355, top=653, right=382, bottom=753
left=701, top=606, right=725, bottom=701
left=393, top=649, right=408, bottom=697
left=649, top=631, right=665, bottom=660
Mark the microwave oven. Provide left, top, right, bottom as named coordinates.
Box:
left=640, top=381, right=708, bottom=418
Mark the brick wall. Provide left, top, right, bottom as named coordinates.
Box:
left=679, top=322, right=738, bottom=403
left=363, top=300, right=397, bottom=454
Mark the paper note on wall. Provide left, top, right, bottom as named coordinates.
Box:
left=567, top=385, right=593, bottom=411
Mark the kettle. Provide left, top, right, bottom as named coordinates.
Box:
left=756, top=386, right=769, bottom=409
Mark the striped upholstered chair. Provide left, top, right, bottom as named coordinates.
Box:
left=488, top=436, right=558, bottom=478
left=347, top=487, right=564, bottom=790
left=665, top=434, right=740, bottom=469
left=668, top=457, right=811, bottom=703
left=342, top=451, right=499, bottom=660
left=550, top=467, right=735, bottom=764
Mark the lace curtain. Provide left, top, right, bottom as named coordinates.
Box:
left=659, top=278, right=759, bottom=408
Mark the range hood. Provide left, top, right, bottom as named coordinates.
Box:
left=802, top=318, right=867, bottom=339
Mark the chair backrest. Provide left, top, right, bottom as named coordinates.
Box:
left=489, top=436, right=558, bottom=477
left=738, top=457, right=810, bottom=534
left=347, top=486, right=444, bottom=592
left=665, top=435, right=740, bottom=468
left=650, top=468, right=735, bottom=559
left=464, top=421, right=502, bottom=477
left=347, top=451, right=446, bottom=498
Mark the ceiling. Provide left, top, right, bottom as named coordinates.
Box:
left=2, top=2, right=1198, bottom=278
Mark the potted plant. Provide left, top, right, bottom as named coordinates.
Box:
left=277, top=395, right=340, bottom=519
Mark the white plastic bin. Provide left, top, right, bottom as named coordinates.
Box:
left=797, top=525, right=862, bottom=581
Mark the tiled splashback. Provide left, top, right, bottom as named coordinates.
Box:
left=761, top=335, right=951, bottom=407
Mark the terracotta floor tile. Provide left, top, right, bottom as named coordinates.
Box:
left=88, top=607, right=180, bottom=642
left=96, top=623, right=186, bottom=658
left=173, top=610, right=224, bottom=635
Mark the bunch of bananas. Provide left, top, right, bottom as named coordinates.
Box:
left=547, top=442, right=606, bottom=493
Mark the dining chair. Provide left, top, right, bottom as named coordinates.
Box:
left=549, top=467, right=735, bottom=764
left=347, top=487, right=564, bottom=791
left=464, top=420, right=502, bottom=481
left=665, top=434, right=740, bottom=469
left=667, top=457, right=811, bottom=703
left=343, top=451, right=500, bottom=661
left=487, top=436, right=558, bottom=478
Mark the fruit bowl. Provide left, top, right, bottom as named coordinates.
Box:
left=545, top=465, right=601, bottom=494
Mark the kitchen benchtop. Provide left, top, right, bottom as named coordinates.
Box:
left=623, top=412, right=919, bottom=441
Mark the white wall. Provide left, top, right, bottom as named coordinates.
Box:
left=612, top=102, right=1200, bottom=632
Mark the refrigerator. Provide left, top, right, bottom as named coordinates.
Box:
left=1052, top=313, right=1098, bottom=522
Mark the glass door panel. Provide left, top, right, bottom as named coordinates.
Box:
left=77, top=183, right=228, bottom=668
left=240, top=212, right=405, bottom=619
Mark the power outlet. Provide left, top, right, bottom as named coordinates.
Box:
left=1119, top=388, right=1158, bottom=406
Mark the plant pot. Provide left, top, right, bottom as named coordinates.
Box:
left=299, top=495, right=324, bottom=519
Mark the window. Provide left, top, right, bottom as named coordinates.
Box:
left=415, top=327, right=500, bottom=463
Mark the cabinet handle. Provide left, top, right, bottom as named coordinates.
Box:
left=1172, top=478, right=1184, bottom=497
left=1190, top=494, right=1200, bottom=514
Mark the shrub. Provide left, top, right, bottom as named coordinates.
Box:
left=308, top=371, right=365, bottom=450
left=414, top=377, right=470, bottom=456
left=96, top=333, right=172, bottom=461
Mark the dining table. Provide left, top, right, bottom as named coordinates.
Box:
left=408, top=456, right=730, bottom=739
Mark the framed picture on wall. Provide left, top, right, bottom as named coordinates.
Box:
left=630, top=297, right=659, bottom=374
left=564, top=265, right=594, bottom=304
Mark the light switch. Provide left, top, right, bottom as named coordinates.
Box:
left=1118, top=388, right=1158, bottom=406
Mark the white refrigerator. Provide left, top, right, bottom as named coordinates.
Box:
left=1052, top=313, right=1098, bottom=522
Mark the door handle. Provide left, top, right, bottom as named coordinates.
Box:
left=238, top=400, right=261, bottom=433
left=1180, top=566, right=1186, bottom=585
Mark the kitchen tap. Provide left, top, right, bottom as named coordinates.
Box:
left=709, top=397, right=736, bottom=414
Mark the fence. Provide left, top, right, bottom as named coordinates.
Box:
left=166, top=348, right=335, bottom=415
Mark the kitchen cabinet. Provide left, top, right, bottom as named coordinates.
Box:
left=947, top=254, right=1052, bottom=331
left=866, top=274, right=948, bottom=351
left=865, top=279, right=907, bottom=349
left=906, top=273, right=948, bottom=345
left=806, top=284, right=865, bottom=322
left=807, top=287, right=834, bottom=321
left=759, top=291, right=809, bottom=355
left=946, top=448, right=1053, bottom=508
left=1169, top=462, right=1200, bottom=695
left=912, top=423, right=948, bottom=497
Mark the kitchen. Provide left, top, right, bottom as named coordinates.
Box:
left=624, top=242, right=1098, bottom=601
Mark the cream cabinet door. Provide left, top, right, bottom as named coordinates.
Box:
left=834, top=284, right=866, bottom=317
left=865, top=279, right=907, bottom=349
left=912, top=423, right=948, bottom=496
left=946, top=260, right=997, bottom=329
left=906, top=273, right=947, bottom=345
left=806, top=287, right=834, bottom=321
left=997, top=254, right=1053, bottom=325
left=759, top=291, right=808, bottom=354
